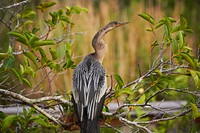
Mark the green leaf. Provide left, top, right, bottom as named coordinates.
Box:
left=24, top=66, right=35, bottom=77
left=114, top=73, right=124, bottom=88
left=24, top=56, right=30, bottom=67
left=180, top=52, right=196, bottom=69
left=180, top=14, right=187, bottom=30
left=2, top=56, right=15, bottom=69
left=11, top=68, right=23, bottom=84
left=32, top=28, right=40, bottom=34
left=0, top=52, right=9, bottom=61
left=151, top=40, right=158, bottom=46
left=136, top=94, right=145, bottom=104
left=0, top=111, right=6, bottom=120
left=146, top=28, right=153, bottom=32
left=47, top=61, right=60, bottom=71
left=41, top=2, right=56, bottom=8
left=190, top=103, right=200, bottom=119
left=29, top=34, right=39, bottom=46
left=33, top=117, right=48, bottom=127
left=171, top=24, right=180, bottom=33
left=70, top=6, right=88, bottom=14
left=24, top=20, right=34, bottom=26
left=178, top=31, right=184, bottom=49
left=2, top=115, right=18, bottom=129
left=37, top=2, right=56, bottom=12
left=20, top=64, right=25, bottom=74
left=24, top=32, right=32, bottom=41
left=63, top=59, right=74, bottom=69
left=135, top=107, right=146, bottom=117
left=22, top=10, right=36, bottom=18
left=155, top=20, right=165, bottom=29
left=22, top=78, right=32, bottom=88
left=32, top=40, right=55, bottom=48
left=38, top=48, right=49, bottom=63
left=154, top=69, right=163, bottom=77
left=49, top=48, right=58, bottom=60
left=8, top=31, right=28, bottom=45
left=120, top=87, right=133, bottom=95
left=24, top=51, right=38, bottom=67
left=60, top=15, right=70, bottom=23
left=172, top=38, right=178, bottom=54
left=138, top=13, right=155, bottom=25
left=164, top=16, right=172, bottom=34
left=189, top=70, right=199, bottom=87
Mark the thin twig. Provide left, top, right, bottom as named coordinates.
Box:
left=0, top=0, right=30, bottom=11
left=120, top=117, right=153, bottom=133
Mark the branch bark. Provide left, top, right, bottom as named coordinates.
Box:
left=0, top=0, right=30, bottom=11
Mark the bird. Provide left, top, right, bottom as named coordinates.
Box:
left=72, top=21, right=129, bottom=133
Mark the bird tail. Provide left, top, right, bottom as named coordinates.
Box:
left=80, top=94, right=105, bottom=133
left=80, top=116, right=100, bottom=133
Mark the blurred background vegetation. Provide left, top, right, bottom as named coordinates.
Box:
left=1, top=0, right=199, bottom=94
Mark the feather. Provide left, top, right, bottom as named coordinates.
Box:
left=72, top=54, right=106, bottom=121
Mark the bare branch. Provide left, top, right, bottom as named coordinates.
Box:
left=120, top=117, right=153, bottom=133
left=0, top=89, right=72, bottom=106
left=0, top=0, right=30, bottom=11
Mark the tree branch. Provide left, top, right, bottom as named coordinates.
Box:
left=119, top=117, right=153, bottom=133
left=0, top=88, right=72, bottom=106
left=0, top=0, right=30, bottom=11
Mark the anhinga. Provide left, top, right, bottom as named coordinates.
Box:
left=72, top=21, right=129, bottom=133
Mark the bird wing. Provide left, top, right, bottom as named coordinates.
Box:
left=72, top=60, right=107, bottom=121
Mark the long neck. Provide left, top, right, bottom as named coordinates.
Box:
left=92, top=28, right=109, bottom=63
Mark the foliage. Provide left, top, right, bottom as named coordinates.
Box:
left=0, top=108, right=58, bottom=133
left=103, top=13, right=200, bottom=132
left=0, top=1, right=199, bottom=133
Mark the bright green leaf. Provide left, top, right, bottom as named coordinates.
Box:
left=39, top=48, right=49, bottom=63
left=49, top=48, right=58, bottom=60
left=172, top=38, right=178, bottom=54
left=155, top=20, right=165, bottom=29
left=42, top=2, right=56, bottom=8
left=180, top=52, right=196, bottom=69
left=190, top=103, right=200, bottom=119
left=60, top=15, right=70, bottom=23
left=20, top=64, right=24, bottom=74
left=180, top=14, right=187, bottom=30
left=24, top=51, right=38, bottom=67
left=33, top=117, right=48, bottom=127
left=120, top=87, right=133, bottom=95
left=154, top=69, right=163, bottom=77
left=11, top=68, right=23, bottom=84
left=151, top=40, right=158, bottom=46
left=0, top=52, right=9, bottom=61
left=24, top=67, right=35, bottom=77
left=22, top=10, right=36, bottom=18
left=189, top=70, right=199, bottom=87
left=2, top=115, right=18, bottom=129
left=146, top=28, right=153, bottom=32
left=171, top=24, right=180, bottom=33
left=8, top=31, right=28, bottom=45
left=22, top=78, right=32, bottom=88
left=138, top=13, right=155, bottom=25
left=178, top=31, right=184, bottom=49
left=114, top=73, right=124, bottom=89
left=136, top=94, right=145, bottom=104
left=29, top=34, right=39, bottom=46
left=32, top=40, right=55, bottom=48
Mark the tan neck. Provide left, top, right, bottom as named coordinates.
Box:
left=93, top=40, right=107, bottom=63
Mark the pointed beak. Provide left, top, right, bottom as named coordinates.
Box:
left=116, top=22, right=130, bottom=27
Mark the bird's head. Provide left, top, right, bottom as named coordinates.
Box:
left=103, top=21, right=129, bottom=33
